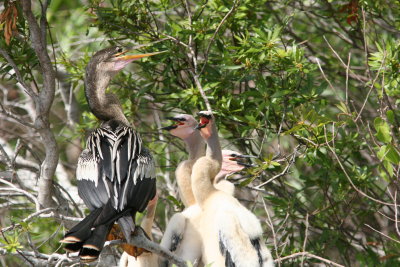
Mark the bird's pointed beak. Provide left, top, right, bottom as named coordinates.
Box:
left=159, top=125, right=178, bottom=131
left=235, top=154, right=258, bottom=159
left=194, top=123, right=206, bottom=130
left=115, top=51, right=166, bottom=61
left=195, top=116, right=210, bottom=130
left=229, top=154, right=257, bottom=168
left=165, top=116, right=180, bottom=121
left=159, top=117, right=183, bottom=131
left=236, top=161, right=257, bottom=168
left=113, top=51, right=166, bottom=71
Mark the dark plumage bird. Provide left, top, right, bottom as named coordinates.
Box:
left=60, top=47, right=158, bottom=262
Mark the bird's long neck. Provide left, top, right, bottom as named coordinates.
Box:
left=191, top=121, right=222, bottom=206
left=85, top=67, right=129, bottom=125
left=185, top=131, right=205, bottom=161
left=175, top=131, right=205, bottom=207
left=205, top=122, right=222, bottom=167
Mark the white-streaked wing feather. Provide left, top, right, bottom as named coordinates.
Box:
left=78, top=123, right=155, bottom=212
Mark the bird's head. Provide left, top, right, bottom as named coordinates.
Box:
left=87, top=46, right=162, bottom=77
left=161, top=114, right=197, bottom=139
left=195, top=111, right=214, bottom=139
left=217, top=150, right=257, bottom=178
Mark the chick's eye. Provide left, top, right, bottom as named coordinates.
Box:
left=230, top=154, right=238, bottom=157
left=117, top=47, right=123, bottom=53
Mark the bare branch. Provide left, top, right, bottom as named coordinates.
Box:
left=275, top=251, right=345, bottom=267
left=365, top=224, right=400, bottom=244
left=0, top=102, right=36, bottom=129
left=105, top=227, right=188, bottom=267
left=300, top=213, right=309, bottom=267
left=21, top=0, right=59, bottom=209
left=190, top=71, right=212, bottom=112
left=255, top=146, right=299, bottom=188
left=1, top=208, right=55, bottom=233
left=262, top=197, right=280, bottom=266
left=0, top=177, right=40, bottom=211
left=0, top=248, right=78, bottom=266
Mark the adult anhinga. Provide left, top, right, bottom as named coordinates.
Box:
left=60, top=47, right=158, bottom=262
left=192, top=111, right=274, bottom=267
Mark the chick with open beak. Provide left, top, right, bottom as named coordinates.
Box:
left=161, top=114, right=198, bottom=139
left=195, top=111, right=213, bottom=139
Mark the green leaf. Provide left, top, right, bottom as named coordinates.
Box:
left=387, top=110, right=395, bottom=124
left=166, top=195, right=183, bottom=210
left=377, top=145, right=400, bottom=164
left=374, top=118, right=392, bottom=143
left=239, top=176, right=256, bottom=187
left=336, top=102, right=349, bottom=114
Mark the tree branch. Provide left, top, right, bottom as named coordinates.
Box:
left=21, top=0, right=59, bottom=209
left=275, top=251, right=345, bottom=267
left=107, top=227, right=188, bottom=267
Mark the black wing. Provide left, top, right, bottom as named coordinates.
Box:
left=76, top=122, right=156, bottom=214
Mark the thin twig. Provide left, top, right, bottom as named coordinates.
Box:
left=275, top=251, right=345, bottom=267
left=0, top=101, right=36, bottom=129
left=324, top=124, right=397, bottom=207
left=365, top=224, right=400, bottom=244
left=323, top=36, right=365, bottom=83
left=300, top=213, right=309, bottom=267
left=0, top=178, right=40, bottom=211
left=255, top=146, right=298, bottom=188
left=1, top=208, right=55, bottom=233
left=199, top=0, right=240, bottom=75
left=262, top=197, right=279, bottom=267
left=315, top=58, right=340, bottom=98
left=361, top=6, right=371, bottom=79
left=355, top=52, right=386, bottom=121
left=345, top=52, right=351, bottom=105
left=191, top=71, right=212, bottom=112
left=0, top=48, right=35, bottom=96
left=152, top=108, right=176, bottom=197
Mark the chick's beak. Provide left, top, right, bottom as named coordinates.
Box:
left=160, top=125, right=178, bottom=131
left=195, top=116, right=210, bottom=130
left=195, top=123, right=206, bottom=130
left=160, top=117, right=183, bottom=131
left=235, top=154, right=258, bottom=159
left=230, top=154, right=257, bottom=168
left=236, top=161, right=257, bottom=168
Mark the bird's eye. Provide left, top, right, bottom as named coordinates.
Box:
left=230, top=154, right=238, bottom=157
left=117, top=47, right=123, bottom=53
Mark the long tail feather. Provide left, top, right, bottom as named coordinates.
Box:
left=80, top=222, right=114, bottom=262
left=61, top=207, right=103, bottom=248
